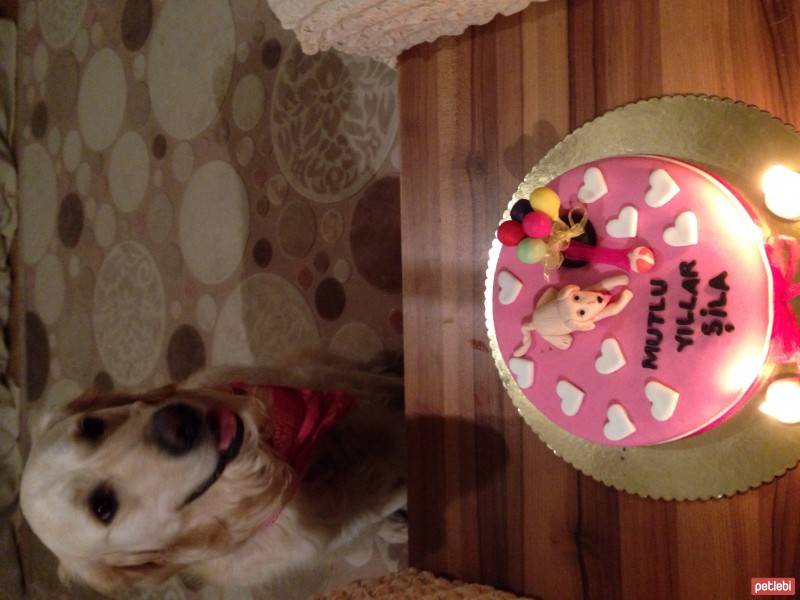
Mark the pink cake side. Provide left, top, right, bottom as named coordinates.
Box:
left=492, top=155, right=773, bottom=446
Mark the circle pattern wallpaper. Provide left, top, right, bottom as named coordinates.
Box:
left=16, top=0, right=405, bottom=597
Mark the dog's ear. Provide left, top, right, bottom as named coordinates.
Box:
left=557, top=284, right=580, bottom=301
left=65, top=384, right=178, bottom=414
left=30, top=384, right=179, bottom=442
left=63, top=386, right=103, bottom=414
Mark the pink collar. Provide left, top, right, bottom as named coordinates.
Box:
left=223, top=383, right=357, bottom=526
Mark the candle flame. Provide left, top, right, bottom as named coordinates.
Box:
left=761, top=165, right=800, bottom=220
left=759, top=378, right=800, bottom=424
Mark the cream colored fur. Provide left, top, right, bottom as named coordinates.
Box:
left=20, top=363, right=406, bottom=598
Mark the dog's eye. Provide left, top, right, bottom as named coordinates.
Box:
left=573, top=295, right=580, bottom=301
left=596, top=296, right=603, bottom=303
left=578, top=309, right=586, bottom=316
left=78, top=416, right=105, bottom=441
left=88, top=485, right=118, bottom=525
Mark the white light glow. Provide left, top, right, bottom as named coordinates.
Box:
left=762, top=165, right=800, bottom=220
left=760, top=378, right=800, bottom=424
left=722, top=351, right=765, bottom=395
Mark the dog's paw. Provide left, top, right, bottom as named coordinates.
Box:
left=343, top=536, right=377, bottom=567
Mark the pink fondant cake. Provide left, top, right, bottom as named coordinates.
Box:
left=491, top=155, right=774, bottom=446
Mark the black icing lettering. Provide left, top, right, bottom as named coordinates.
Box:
left=649, top=297, right=666, bottom=312
left=643, top=280, right=667, bottom=369
left=681, top=277, right=700, bottom=295
left=679, top=261, right=698, bottom=277
left=641, top=260, right=736, bottom=353
left=650, top=279, right=668, bottom=296
left=708, top=292, right=728, bottom=308
left=642, top=346, right=659, bottom=370
left=675, top=335, right=694, bottom=352
left=701, top=321, right=724, bottom=336
left=646, top=328, right=663, bottom=346
left=700, top=274, right=734, bottom=334
left=700, top=308, right=728, bottom=318
left=709, top=271, right=730, bottom=291
left=674, top=259, right=701, bottom=351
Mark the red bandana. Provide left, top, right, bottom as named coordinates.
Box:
left=222, top=382, right=356, bottom=528
left=224, top=382, right=356, bottom=478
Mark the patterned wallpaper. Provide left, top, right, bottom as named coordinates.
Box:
left=18, top=0, right=402, bottom=403
left=15, top=0, right=404, bottom=597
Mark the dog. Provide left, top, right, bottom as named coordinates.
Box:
left=514, top=274, right=633, bottom=353
left=19, top=361, right=407, bottom=598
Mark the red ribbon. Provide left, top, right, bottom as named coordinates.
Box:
left=766, top=237, right=800, bottom=363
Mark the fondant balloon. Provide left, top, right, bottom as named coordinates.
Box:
left=629, top=245, right=656, bottom=273
left=497, top=220, right=526, bottom=246
left=510, top=199, right=533, bottom=223
left=522, top=211, right=553, bottom=238
left=516, top=238, right=547, bottom=264
left=529, top=187, right=561, bottom=221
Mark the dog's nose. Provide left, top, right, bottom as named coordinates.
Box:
left=151, top=403, right=204, bottom=456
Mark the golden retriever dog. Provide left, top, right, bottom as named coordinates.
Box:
left=20, top=362, right=406, bottom=598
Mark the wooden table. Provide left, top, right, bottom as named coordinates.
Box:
left=399, top=2, right=800, bottom=598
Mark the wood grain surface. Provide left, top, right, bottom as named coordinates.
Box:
left=399, top=1, right=800, bottom=598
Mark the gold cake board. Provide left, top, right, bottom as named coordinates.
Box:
left=485, top=95, right=800, bottom=501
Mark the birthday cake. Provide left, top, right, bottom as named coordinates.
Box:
left=491, top=155, right=775, bottom=446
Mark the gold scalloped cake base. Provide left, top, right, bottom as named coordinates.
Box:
left=486, top=95, right=800, bottom=500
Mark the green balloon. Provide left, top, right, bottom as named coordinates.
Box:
left=516, top=238, right=546, bottom=264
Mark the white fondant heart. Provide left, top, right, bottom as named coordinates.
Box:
left=645, top=381, right=680, bottom=421
left=645, top=169, right=680, bottom=208
left=577, top=167, right=608, bottom=204
left=663, top=211, right=698, bottom=247
left=556, top=379, right=585, bottom=416
left=595, top=338, right=626, bottom=374
left=605, top=205, right=638, bottom=238
left=603, top=403, right=636, bottom=441
left=497, top=270, right=523, bottom=305
left=509, top=357, right=534, bottom=389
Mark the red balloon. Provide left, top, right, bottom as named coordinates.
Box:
left=497, top=220, right=525, bottom=246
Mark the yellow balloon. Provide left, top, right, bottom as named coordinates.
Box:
left=529, top=187, right=561, bottom=221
